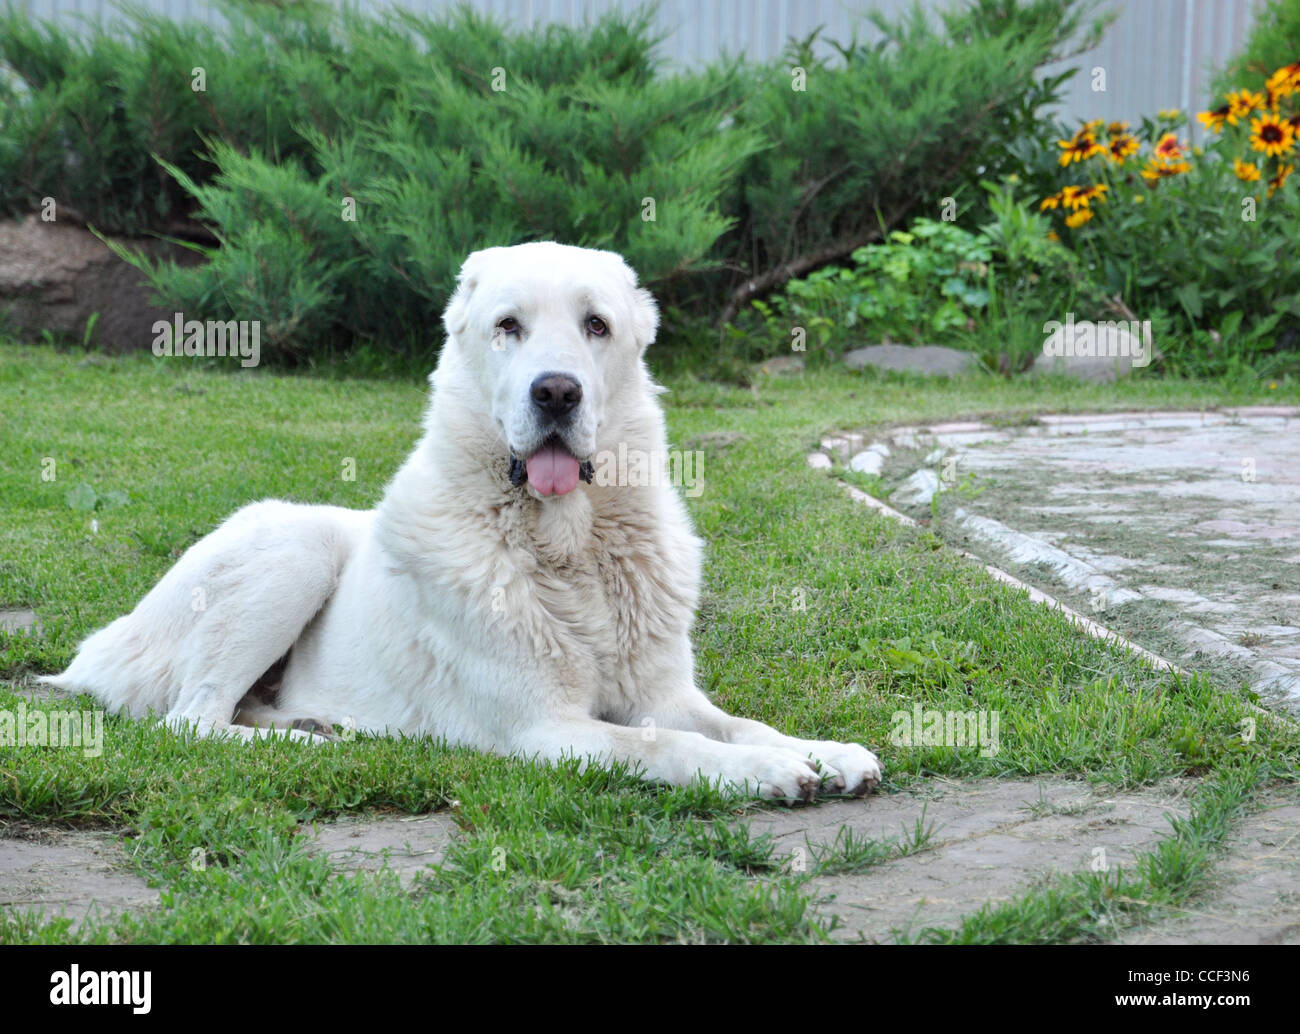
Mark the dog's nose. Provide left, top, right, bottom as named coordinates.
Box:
left=530, top=373, right=583, bottom=419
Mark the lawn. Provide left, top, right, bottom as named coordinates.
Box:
left=1, top=345, right=1297, bottom=943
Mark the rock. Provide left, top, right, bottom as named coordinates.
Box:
left=754, top=354, right=805, bottom=375
left=850, top=452, right=882, bottom=476
left=807, top=452, right=832, bottom=470
left=0, top=215, right=203, bottom=352
left=890, top=468, right=942, bottom=507
left=849, top=442, right=890, bottom=475
left=843, top=343, right=977, bottom=377
left=1031, top=352, right=1132, bottom=381
left=1030, top=323, right=1149, bottom=381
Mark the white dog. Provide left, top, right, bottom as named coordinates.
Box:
left=44, top=242, right=882, bottom=801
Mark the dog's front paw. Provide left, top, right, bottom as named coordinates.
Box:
left=723, top=746, right=823, bottom=804
left=805, top=742, right=883, bottom=796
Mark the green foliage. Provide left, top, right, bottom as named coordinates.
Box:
left=13, top=1, right=760, bottom=363
left=1211, top=0, right=1300, bottom=98
left=742, top=178, right=1104, bottom=373
left=0, top=0, right=1103, bottom=365
left=956, top=176, right=1110, bottom=371
left=1031, top=105, right=1300, bottom=376
left=713, top=0, right=1101, bottom=315
left=750, top=219, right=994, bottom=350
left=0, top=0, right=366, bottom=234
left=63, top=482, right=128, bottom=512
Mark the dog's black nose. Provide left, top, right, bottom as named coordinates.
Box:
left=530, top=373, right=582, bottom=418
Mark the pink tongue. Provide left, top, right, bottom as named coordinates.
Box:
left=525, top=444, right=581, bottom=496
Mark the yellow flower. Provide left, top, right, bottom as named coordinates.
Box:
left=1268, top=162, right=1294, bottom=197
left=1198, top=105, right=1232, bottom=132
left=1268, top=381, right=1278, bottom=390
left=1107, top=132, right=1139, bottom=163
left=1067, top=183, right=1108, bottom=209
left=1046, top=230, right=1060, bottom=242
left=1040, top=190, right=1063, bottom=210
left=1106, top=121, right=1130, bottom=137
left=1133, top=195, right=1145, bottom=203
left=1142, top=157, right=1190, bottom=185
left=1154, top=132, right=1187, bottom=161
left=1065, top=209, right=1093, bottom=228
left=1228, top=89, right=1267, bottom=121
left=1267, top=62, right=1300, bottom=98
left=1060, top=184, right=1088, bottom=209
left=1234, top=157, right=1261, bottom=182
left=1250, top=113, right=1295, bottom=157
left=1057, top=129, right=1104, bottom=166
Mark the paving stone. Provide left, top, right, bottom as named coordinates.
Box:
left=733, top=777, right=1193, bottom=942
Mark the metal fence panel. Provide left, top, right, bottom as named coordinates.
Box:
left=11, top=0, right=1270, bottom=130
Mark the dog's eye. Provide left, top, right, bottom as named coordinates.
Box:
left=497, top=317, right=519, bottom=334
left=586, top=316, right=608, bottom=337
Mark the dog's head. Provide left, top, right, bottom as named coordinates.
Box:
left=438, top=242, right=659, bottom=497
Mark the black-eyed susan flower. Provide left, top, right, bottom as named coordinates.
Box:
left=1197, top=104, right=1232, bottom=132
left=1106, top=121, right=1130, bottom=137
left=1234, top=157, right=1262, bottom=182
left=1040, top=190, right=1064, bottom=210
left=1142, top=157, right=1190, bottom=185
left=1267, top=62, right=1300, bottom=99
left=1250, top=113, right=1295, bottom=157
left=1058, top=128, right=1104, bottom=165
left=1108, top=132, right=1139, bottom=163
left=1268, top=162, right=1294, bottom=197
left=1065, top=209, right=1093, bottom=228
left=1060, top=184, right=1088, bottom=209
left=1154, top=132, right=1187, bottom=161
left=1228, top=89, right=1267, bottom=121
left=1067, top=183, right=1108, bottom=209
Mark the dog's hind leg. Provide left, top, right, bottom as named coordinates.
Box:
left=161, top=535, right=347, bottom=741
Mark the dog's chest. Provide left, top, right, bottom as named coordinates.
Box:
left=519, top=499, right=688, bottom=700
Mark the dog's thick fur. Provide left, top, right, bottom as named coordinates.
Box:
left=43, top=243, right=881, bottom=801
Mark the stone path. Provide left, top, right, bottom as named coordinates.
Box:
left=815, top=408, right=1300, bottom=712
left=0, top=825, right=158, bottom=930
left=0, top=778, right=1200, bottom=942
left=301, top=812, right=455, bottom=884
left=1119, top=783, right=1300, bottom=945
left=747, top=777, right=1193, bottom=942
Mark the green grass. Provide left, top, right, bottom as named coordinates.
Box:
left=1, top=345, right=1297, bottom=943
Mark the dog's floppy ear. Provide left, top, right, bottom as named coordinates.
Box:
left=443, top=249, right=491, bottom=340
left=609, top=253, right=659, bottom=350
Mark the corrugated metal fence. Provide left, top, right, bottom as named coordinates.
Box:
left=12, top=0, right=1269, bottom=136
